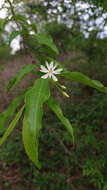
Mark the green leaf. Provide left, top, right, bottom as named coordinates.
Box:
left=0, top=18, right=5, bottom=32
left=7, top=76, right=16, bottom=92
left=30, top=24, right=37, bottom=33
left=12, top=15, right=28, bottom=26
left=22, top=78, right=50, bottom=168
left=62, top=71, right=107, bottom=94
left=47, top=97, right=74, bottom=144
left=38, top=46, right=57, bottom=59
left=0, top=92, right=25, bottom=134
left=91, top=80, right=104, bottom=88
left=7, top=64, right=37, bottom=91
left=0, top=105, right=24, bottom=146
left=9, top=30, right=22, bottom=45
left=35, top=32, right=59, bottom=55
left=8, top=29, right=28, bottom=45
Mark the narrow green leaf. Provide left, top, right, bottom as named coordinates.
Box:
left=62, top=71, right=107, bottom=94
left=35, top=32, right=59, bottom=55
left=39, top=46, right=57, bottom=59
left=91, top=79, right=104, bottom=88
left=9, top=29, right=28, bottom=45
left=47, top=97, right=74, bottom=144
left=9, top=30, right=22, bottom=45
left=12, top=15, right=28, bottom=26
left=0, top=92, right=25, bottom=134
left=0, top=105, right=24, bottom=146
left=7, top=76, right=16, bottom=92
left=30, top=24, right=37, bottom=33
left=0, top=18, right=6, bottom=32
left=23, top=78, right=50, bottom=168
left=7, top=64, right=37, bottom=92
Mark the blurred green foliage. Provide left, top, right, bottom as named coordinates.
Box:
left=0, top=0, right=107, bottom=189
left=0, top=90, right=107, bottom=190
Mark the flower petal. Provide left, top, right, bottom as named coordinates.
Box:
left=49, top=61, right=54, bottom=69
left=40, top=65, right=48, bottom=73
left=53, top=64, right=57, bottom=70
left=53, top=68, right=63, bottom=74
left=41, top=73, right=49, bottom=79
left=52, top=74, right=58, bottom=81
left=45, top=61, right=50, bottom=70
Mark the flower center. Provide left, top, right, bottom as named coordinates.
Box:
left=49, top=68, right=53, bottom=74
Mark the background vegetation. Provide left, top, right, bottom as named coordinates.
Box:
left=0, top=0, right=107, bottom=189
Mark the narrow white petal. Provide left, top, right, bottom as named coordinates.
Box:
left=53, top=68, right=63, bottom=74
left=53, top=64, right=57, bottom=70
left=45, top=61, right=50, bottom=70
left=40, top=65, right=48, bottom=73
left=41, top=73, right=49, bottom=79
left=52, top=74, right=58, bottom=81
left=49, top=61, right=54, bottom=69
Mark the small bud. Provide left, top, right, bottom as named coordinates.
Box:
left=61, top=85, right=66, bottom=90
left=62, top=91, right=70, bottom=98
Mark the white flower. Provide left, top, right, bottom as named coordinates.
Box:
left=40, top=61, right=63, bottom=82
